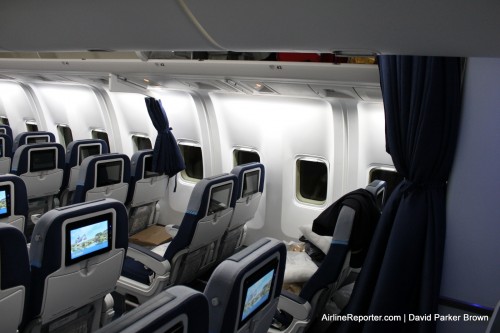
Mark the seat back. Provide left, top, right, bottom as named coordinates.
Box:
left=27, top=199, right=128, bottom=331
left=0, top=224, right=30, bottom=333
left=96, top=285, right=208, bottom=333
left=297, top=180, right=386, bottom=326
left=13, top=131, right=56, bottom=150
left=205, top=237, right=286, bottom=333
left=11, top=143, right=65, bottom=237
left=0, top=175, right=29, bottom=234
left=165, top=173, right=237, bottom=285
left=0, top=125, right=13, bottom=140
left=61, top=139, right=109, bottom=206
left=219, top=162, right=265, bottom=261
left=0, top=134, right=13, bottom=174
left=126, top=150, right=168, bottom=235
left=72, top=153, right=131, bottom=204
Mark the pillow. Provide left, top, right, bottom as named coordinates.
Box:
left=299, top=224, right=332, bottom=255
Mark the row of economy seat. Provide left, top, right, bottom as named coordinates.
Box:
left=0, top=196, right=287, bottom=333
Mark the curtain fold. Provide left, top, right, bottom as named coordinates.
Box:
left=145, top=97, right=185, bottom=177
left=338, top=56, right=462, bottom=332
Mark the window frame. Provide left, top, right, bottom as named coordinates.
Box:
left=91, top=129, right=110, bottom=150
left=57, top=123, right=74, bottom=148
left=25, top=120, right=39, bottom=132
left=295, top=155, right=329, bottom=206
left=177, top=140, right=203, bottom=183
left=232, top=147, right=261, bottom=167
left=131, top=133, right=152, bottom=152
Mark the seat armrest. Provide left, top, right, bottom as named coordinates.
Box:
left=127, top=243, right=171, bottom=276
left=278, top=290, right=311, bottom=321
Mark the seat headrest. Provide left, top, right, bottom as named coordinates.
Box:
left=186, top=173, right=238, bottom=219
left=94, top=285, right=209, bottom=333
left=14, top=131, right=56, bottom=150
left=0, top=125, right=13, bottom=141
left=0, top=134, right=13, bottom=159
left=11, top=143, right=65, bottom=175
left=65, top=139, right=110, bottom=167
left=230, top=162, right=265, bottom=199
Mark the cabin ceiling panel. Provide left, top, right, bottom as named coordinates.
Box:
left=184, top=0, right=500, bottom=57
left=0, top=0, right=217, bottom=52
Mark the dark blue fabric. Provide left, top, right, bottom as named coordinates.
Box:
left=126, top=150, right=153, bottom=204
left=13, top=131, right=56, bottom=150
left=0, top=134, right=13, bottom=158
left=144, top=97, right=185, bottom=177
left=230, top=162, right=265, bottom=199
left=0, top=224, right=30, bottom=326
left=164, top=174, right=237, bottom=262
left=0, top=125, right=13, bottom=141
left=62, top=139, right=109, bottom=190
left=11, top=143, right=65, bottom=175
left=72, top=153, right=131, bottom=204
left=338, top=56, right=462, bottom=333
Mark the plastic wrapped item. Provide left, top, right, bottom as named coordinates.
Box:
left=284, top=251, right=318, bottom=283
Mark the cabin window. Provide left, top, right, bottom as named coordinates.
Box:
left=296, top=158, right=328, bottom=205
left=91, top=129, right=110, bottom=150
left=369, top=167, right=404, bottom=199
left=178, top=143, right=203, bottom=182
left=57, top=124, right=74, bottom=148
left=26, top=121, right=39, bottom=132
left=0, top=116, right=9, bottom=126
left=132, top=134, right=152, bottom=152
left=233, top=149, right=260, bottom=166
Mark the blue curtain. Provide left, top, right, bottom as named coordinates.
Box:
left=145, top=97, right=185, bottom=177
left=338, top=56, right=462, bottom=332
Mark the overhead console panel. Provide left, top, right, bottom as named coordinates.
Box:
left=183, top=0, right=500, bottom=57
left=0, top=0, right=220, bottom=52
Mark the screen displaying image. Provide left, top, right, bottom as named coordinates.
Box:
left=96, top=161, right=122, bottom=187
left=29, top=149, right=56, bottom=172
left=27, top=136, right=49, bottom=144
left=0, top=185, right=11, bottom=219
left=79, top=144, right=101, bottom=165
left=241, top=268, right=275, bottom=322
left=69, top=220, right=109, bottom=260
left=208, top=183, right=232, bottom=215
left=242, top=170, right=259, bottom=197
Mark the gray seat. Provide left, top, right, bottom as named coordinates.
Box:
left=205, top=237, right=286, bottom=333
left=0, top=223, right=30, bottom=333
left=96, top=286, right=209, bottom=333
left=116, top=173, right=237, bottom=304
left=60, top=139, right=109, bottom=206
left=72, top=153, right=131, bottom=204
left=126, top=150, right=169, bottom=235
left=219, top=162, right=265, bottom=261
left=25, top=199, right=129, bottom=332
left=0, top=134, right=13, bottom=174
left=13, top=131, right=56, bottom=150
left=10, top=143, right=65, bottom=238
